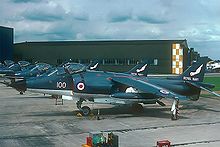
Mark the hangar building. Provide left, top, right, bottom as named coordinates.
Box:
left=13, top=40, right=198, bottom=74
left=0, top=26, right=13, bottom=62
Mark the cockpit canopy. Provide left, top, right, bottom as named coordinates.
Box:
left=30, top=63, right=51, bottom=72
left=65, top=63, right=85, bottom=74
left=4, top=60, right=14, bottom=66
left=46, top=67, right=66, bottom=76
left=18, top=61, right=31, bottom=67
left=44, top=63, right=86, bottom=77
left=37, top=63, right=51, bottom=71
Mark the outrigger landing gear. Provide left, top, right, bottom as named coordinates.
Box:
left=171, top=99, right=179, bottom=120
left=76, top=98, right=91, bottom=116
left=131, top=103, right=144, bottom=113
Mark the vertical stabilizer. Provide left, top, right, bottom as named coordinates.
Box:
left=126, top=62, right=148, bottom=76
left=180, top=58, right=209, bottom=82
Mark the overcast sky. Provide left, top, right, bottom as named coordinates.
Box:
left=1, top=0, right=220, bottom=59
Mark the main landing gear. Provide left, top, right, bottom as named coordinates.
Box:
left=76, top=98, right=91, bottom=116
left=171, top=99, right=179, bottom=120
left=131, top=103, right=144, bottom=113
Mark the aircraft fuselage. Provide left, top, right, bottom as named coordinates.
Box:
left=24, top=70, right=198, bottom=100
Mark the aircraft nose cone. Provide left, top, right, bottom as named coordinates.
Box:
left=9, top=80, right=27, bottom=92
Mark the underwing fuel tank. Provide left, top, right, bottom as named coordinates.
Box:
left=111, top=93, right=139, bottom=99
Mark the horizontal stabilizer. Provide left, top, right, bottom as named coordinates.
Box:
left=200, top=86, right=220, bottom=97
left=186, top=81, right=220, bottom=97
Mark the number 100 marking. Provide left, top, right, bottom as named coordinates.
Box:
left=57, top=82, right=67, bottom=89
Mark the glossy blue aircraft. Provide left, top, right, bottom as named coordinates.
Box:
left=6, top=60, right=99, bottom=80
left=10, top=63, right=52, bottom=79
left=0, top=60, right=19, bottom=75
left=3, top=60, right=15, bottom=67
left=3, top=61, right=101, bottom=94
left=43, top=61, right=100, bottom=77
left=0, top=60, right=31, bottom=76
left=8, top=58, right=219, bottom=120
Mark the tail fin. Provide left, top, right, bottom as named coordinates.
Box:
left=126, top=62, right=148, bottom=76
left=87, top=60, right=99, bottom=70
left=180, top=58, right=209, bottom=82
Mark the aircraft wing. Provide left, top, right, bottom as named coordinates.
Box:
left=186, top=81, right=220, bottom=97
left=112, top=77, right=187, bottom=100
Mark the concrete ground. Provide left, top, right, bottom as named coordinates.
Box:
left=0, top=82, right=220, bottom=147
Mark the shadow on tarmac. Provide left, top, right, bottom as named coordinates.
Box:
left=25, top=111, right=74, bottom=117
left=24, top=99, right=220, bottom=119
left=10, top=96, right=51, bottom=99
left=25, top=105, right=189, bottom=119
left=182, top=103, right=220, bottom=113
left=88, top=106, right=190, bottom=119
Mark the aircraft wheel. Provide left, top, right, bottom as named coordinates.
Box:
left=171, top=109, right=179, bottom=120
left=171, top=113, right=178, bottom=120
left=81, top=106, right=91, bottom=116
left=20, top=91, right=24, bottom=95
left=131, top=103, right=144, bottom=113
left=171, top=99, right=179, bottom=120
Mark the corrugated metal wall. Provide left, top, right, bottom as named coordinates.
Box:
left=14, top=40, right=189, bottom=74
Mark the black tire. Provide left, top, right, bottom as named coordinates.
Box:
left=81, top=106, right=91, bottom=116
left=131, top=103, right=144, bottom=113
left=171, top=113, right=178, bottom=120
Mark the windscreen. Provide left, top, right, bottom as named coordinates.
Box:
left=65, top=63, right=85, bottom=74
left=4, top=60, right=14, bottom=66
left=36, top=63, right=51, bottom=71
left=47, top=67, right=66, bottom=76
left=18, top=61, right=31, bottom=67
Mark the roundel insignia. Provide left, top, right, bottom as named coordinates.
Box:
left=77, top=82, right=85, bottom=91
left=160, top=89, right=170, bottom=95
